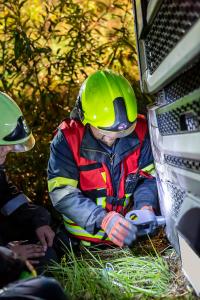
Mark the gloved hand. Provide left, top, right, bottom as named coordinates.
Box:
left=101, top=211, right=138, bottom=247
left=125, top=208, right=158, bottom=236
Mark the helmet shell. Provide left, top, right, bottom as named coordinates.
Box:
left=79, top=70, right=137, bottom=129
left=0, top=92, right=34, bottom=150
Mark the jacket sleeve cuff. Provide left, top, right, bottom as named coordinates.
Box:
left=84, top=207, right=107, bottom=235
left=133, top=178, right=158, bottom=211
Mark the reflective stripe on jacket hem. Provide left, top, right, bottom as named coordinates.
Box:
left=62, top=194, right=132, bottom=243
left=63, top=215, right=111, bottom=243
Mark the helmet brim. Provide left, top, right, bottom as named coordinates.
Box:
left=12, top=133, right=35, bottom=152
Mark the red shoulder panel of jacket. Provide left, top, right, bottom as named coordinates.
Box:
left=58, top=119, right=85, bottom=162
left=59, top=119, right=107, bottom=191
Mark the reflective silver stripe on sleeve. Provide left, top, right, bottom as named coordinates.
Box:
left=49, top=185, right=81, bottom=206
left=1, top=194, right=28, bottom=216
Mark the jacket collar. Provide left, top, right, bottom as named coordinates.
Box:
left=80, top=125, right=140, bottom=166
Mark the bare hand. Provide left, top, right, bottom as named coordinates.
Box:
left=35, top=225, right=55, bottom=251
left=8, top=242, right=45, bottom=264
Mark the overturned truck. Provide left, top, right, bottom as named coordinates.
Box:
left=133, top=0, right=200, bottom=295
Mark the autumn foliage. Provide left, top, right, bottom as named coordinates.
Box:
left=0, top=0, right=151, bottom=208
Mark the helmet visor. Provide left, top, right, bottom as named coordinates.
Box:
left=96, top=122, right=136, bottom=139
left=3, top=116, right=31, bottom=142
left=12, top=134, right=35, bottom=152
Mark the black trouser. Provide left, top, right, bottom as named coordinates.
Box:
left=0, top=276, right=68, bottom=300
left=0, top=219, right=58, bottom=274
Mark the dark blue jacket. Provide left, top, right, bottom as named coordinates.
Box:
left=48, top=120, right=158, bottom=235
left=0, top=166, right=51, bottom=245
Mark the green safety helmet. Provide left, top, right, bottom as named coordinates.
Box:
left=0, top=92, right=35, bottom=152
left=73, top=70, right=137, bottom=134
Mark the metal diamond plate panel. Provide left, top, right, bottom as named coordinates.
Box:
left=145, top=0, right=200, bottom=74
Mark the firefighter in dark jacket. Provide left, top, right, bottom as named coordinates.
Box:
left=0, top=246, right=68, bottom=300
left=0, top=92, right=56, bottom=265
left=48, top=70, right=158, bottom=247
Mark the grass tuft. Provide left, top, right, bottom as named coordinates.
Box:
left=49, top=240, right=172, bottom=300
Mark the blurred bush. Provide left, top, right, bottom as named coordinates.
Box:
left=0, top=0, right=152, bottom=208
